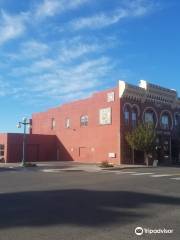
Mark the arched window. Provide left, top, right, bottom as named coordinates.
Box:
left=80, top=115, right=88, bottom=126
left=124, top=105, right=130, bottom=125
left=161, top=112, right=171, bottom=130
left=144, top=109, right=156, bottom=126
left=132, top=108, right=138, bottom=128
left=175, top=113, right=180, bottom=127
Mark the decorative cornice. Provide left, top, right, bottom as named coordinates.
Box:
left=119, top=80, right=180, bottom=108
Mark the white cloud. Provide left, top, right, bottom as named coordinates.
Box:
left=0, top=77, right=22, bottom=97
left=33, top=59, right=56, bottom=69
left=6, top=40, right=50, bottom=61
left=10, top=58, right=56, bottom=77
left=35, top=0, right=89, bottom=18
left=0, top=0, right=158, bottom=104
left=0, top=10, right=27, bottom=45
left=35, top=0, right=61, bottom=18
left=4, top=33, right=121, bottom=102
left=21, top=40, right=50, bottom=59
left=56, top=35, right=116, bottom=63
left=0, top=0, right=90, bottom=46
left=59, top=43, right=102, bottom=62
left=25, top=56, right=114, bottom=101
left=71, top=0, right=155, bottom=30
left=8, top=36, right=113, bottom=77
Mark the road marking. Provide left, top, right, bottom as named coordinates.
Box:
left=151, top=174, right=173, bottom=178
left=171, top=177, right=180, bottom=180
left=115, top=171, right=137, bottom=175
left=131, top=172, right=154, bottom=176
left=100, top=170, right=120, bottom=174
left=42, top=169, right=61, bottom=173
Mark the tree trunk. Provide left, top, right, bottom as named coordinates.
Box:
left=144, top=152, right=149, bottom=166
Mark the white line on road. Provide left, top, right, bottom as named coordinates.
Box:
left=115, top=171, right=137, bottom=175
left=170, top=177, right=180, bottom=180
left=151, top=174, right=173, bottom=178
left=131, top=173, right=154, bottom=176
left=42, top=169, right=61, bottom=173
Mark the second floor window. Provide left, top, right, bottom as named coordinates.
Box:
left=80, top=115, right=88, bottom=126
left=132, top=110, right=137, bottom=127
left=0, top=144, right=4, bottom=160
left=65, top=118, right=70, bottom=128
left=175, top=113, right=180, bottom=127
left=124, top=106, right=130, bottom=125
left=51, top=118, right=56, bottom=129
left=144, top=111, right=154, bottom=124
left=161, top=114, right=170, bottom=130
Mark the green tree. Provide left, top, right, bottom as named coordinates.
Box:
left=126, top=123, right=156, bottom=166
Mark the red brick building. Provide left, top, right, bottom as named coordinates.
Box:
left=0, top=133, right=57, bottom=163
left=1, top=80, right=180, bottom=164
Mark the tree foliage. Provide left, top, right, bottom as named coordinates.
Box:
left=126, top=123, right=156, bottom=154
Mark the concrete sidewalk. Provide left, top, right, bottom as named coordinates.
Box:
left=0, top=161, right=149, bottom=172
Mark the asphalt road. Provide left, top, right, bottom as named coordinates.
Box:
left=0, top=166, right=179, bottom=240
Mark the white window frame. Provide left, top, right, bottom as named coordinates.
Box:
left=80, top=115, right=88, bottom=126
left=99, top=107, right=112, bottom=125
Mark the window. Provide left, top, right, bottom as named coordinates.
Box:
left=175, top=113, right=180, bottom=127
left=99, top=108, right=111, bottom=125
left=161, top=114, right=170, bottom=130
left=124, top=106, right=130, bottom=125
left=80, top=115, right=88, bottom=126
left=51, top=118, right=56, bottom=129
left=65, top=118, right=70, bottom=128
left=0, top=144, right=5, bottom=160
left=107, top=92, right=115, bottom=102
left=145, top=112, right=154, bottom=123
left=144, top=110, right=156, bottom=125
left=132, top=109, right=137, bottom=128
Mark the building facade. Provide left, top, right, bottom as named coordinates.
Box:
left=0, top=133, right=57, bottom=163
left=0, top=80, right=180, bottom=164
left=31, top=80, right=180, bottom=165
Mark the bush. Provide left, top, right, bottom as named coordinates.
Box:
left=22, top=162, right=37, bottom=167
left=100, top=160, right=114, bottom=168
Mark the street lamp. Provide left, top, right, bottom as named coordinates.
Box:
left=17, top=117, right=31, bottom=167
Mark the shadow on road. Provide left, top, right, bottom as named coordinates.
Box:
left=0, top=189, right=179, bottom=229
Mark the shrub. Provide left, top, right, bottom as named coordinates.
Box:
left=100, top=160, right=114, bottom=168
left=22, top=162, right=37, bottom=167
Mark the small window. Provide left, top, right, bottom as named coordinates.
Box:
left=51, top=118, right=56, bottom=129
left=80, top=115, right=88, bottom=126
left=0, top=144, right=5, bottom=160
left=144, top=110, right=156, bottom=125
left=175, top=113, right=180, bottom=127
left=132, top=109, right=137, bottom=128
left=107, top=92, right=115, bottom=102
left=0, top=144, right=4, bottom=150
left=161, top=114, right=170, bottom=130
left=65, top=118, right=70, bottom=128
left=145, top=112, right=154, bottom=123
left=124, top=106, right=130, bottom=125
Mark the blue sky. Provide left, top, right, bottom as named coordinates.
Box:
left=0, top=0, right=180, bottom=132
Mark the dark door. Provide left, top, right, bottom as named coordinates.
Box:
left=27, top=144, right=39, bottom=162
left=9, top=144, right=22, bottom=162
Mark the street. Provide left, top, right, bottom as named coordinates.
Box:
left=0, top=165, right=179, bottom=240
